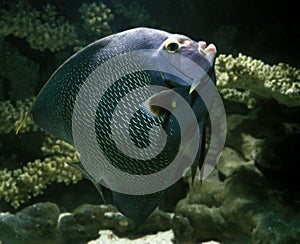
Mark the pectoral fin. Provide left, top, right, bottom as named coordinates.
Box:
left=141, top=89, right=176, bottom=119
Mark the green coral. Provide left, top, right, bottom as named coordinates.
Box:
left=215, top=53, right=300, bottom=108
left=0, top=1, right=115, bottom=53
left=0, top=137, right=82, bottom=208
left=79, top=1, right=113, bottom=41
left=0, top=3, right=78, bottom=52
left=0, top=98, right=37, bottom=134
left=220, top=88, right=257, bottom=108
left=0, top=98, right=82, bottom=208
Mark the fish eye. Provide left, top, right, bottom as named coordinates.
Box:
left=165, top=39, right=180, bottom=53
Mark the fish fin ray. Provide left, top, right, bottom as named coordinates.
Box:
left=16, top=112, right=29, bottom=135
left=191, top=125, right=206, bottom=184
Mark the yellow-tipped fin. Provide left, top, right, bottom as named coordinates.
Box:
left=189, top=78, right=201, bottom=94
left=16, top=112, right=29, bottom=135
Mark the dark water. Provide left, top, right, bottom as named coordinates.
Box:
left=1, top=0, right=298, bottom=67
left=0, top=0, right=299, bottom=243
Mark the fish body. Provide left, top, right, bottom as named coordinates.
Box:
left=31, top=28, right=217, bottom=224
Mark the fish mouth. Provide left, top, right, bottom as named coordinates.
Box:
left=198, top=42, right=217, bottom=67
left=188, top=42, right=217, bottom=93
left=180, top=39, right=217, bottom=67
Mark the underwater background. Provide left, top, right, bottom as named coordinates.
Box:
left=0, top=0, right=299, bottom=243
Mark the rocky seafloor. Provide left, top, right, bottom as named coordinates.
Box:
left=1, top=0, right=299, bottom=243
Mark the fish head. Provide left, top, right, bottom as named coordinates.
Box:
left=143, top=32, right=217, bottom=120
left=152, top=33, right=217, bottom=92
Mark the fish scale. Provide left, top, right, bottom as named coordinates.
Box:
left=95, top=71, right=178, bottom=175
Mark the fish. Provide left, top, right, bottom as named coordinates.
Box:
left=30, top=27, right=217, bottom=224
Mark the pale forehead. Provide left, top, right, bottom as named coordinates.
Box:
left=168, top=33, right=192, bottom=41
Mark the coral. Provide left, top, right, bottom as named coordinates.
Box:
left=79, top=1, right=113, bottom=41
left=0, top=97, right=37, bottom=134
left=0, top=3, right=78, bottom=52
left=219, top=88, right=257, bottom=108
left=0, top=98, right=82, bottom=208
left=215, top=53, right=300, bottom=108
left=0, top=135, right=82, bottom=208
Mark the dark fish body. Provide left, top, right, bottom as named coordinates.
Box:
left=31, top=27, right=217, bottom=224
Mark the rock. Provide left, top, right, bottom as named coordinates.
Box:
left=57, top=212, right=87, bottom=239
left=225, top=113, right=264, bottom=162
left=135, top=209, right=172, bottom=234
left=58, top=204, right=173, bottom=241
left=225, top=106, right=300, bottom=188
left=217, top=147, right=249, bottom=180
left=173, top=164, right=300, bottom=243
left=252, top=213, right=300, bottom=243
left=173, top=204, right=225, bottom=243
left=0, top=202, right=60, bottom=243
left=58, top=204, right=135, bottom=241
left=0, top=202, right=174, bottom=243
left=173, top=170, right=226, bottom=243
left=184, top=170, right=225, bottom=208
left=172, top=214, right=194, bottom=243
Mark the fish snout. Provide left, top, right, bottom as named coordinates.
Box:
left=198, top=42, right=217, bottom=66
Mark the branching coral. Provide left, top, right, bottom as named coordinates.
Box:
left=0, top=3, right=78, bottom=52
left=0, top=1, right=116, bottom=52
left=0, top=137, right=82, bottom=208
left=215, top=53, right=300, bottom=108
left=0, top=97, right=37, bottom=134
left=79, top=1, right=113, bottom=41
left=0, top=98, right=82, bottom=208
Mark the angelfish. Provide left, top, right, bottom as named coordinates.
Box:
left=30, top=28, right=217, bottom=224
